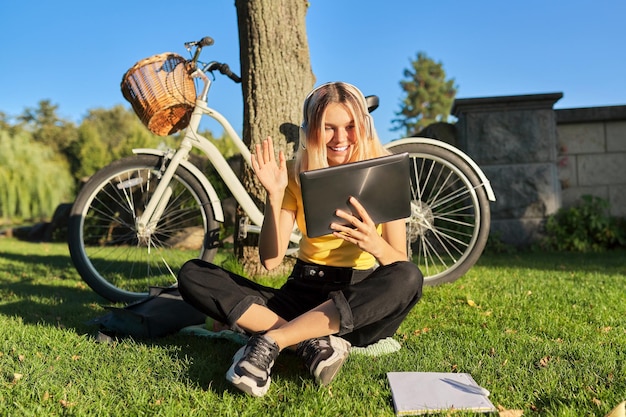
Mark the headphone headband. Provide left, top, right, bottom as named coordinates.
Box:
left=299, top=82, right=372, bottom=149
left=301, top=82, right=369, bottom=124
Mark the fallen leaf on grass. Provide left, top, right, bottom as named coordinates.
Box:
left=539, top=356, right=551, bottom=368
left=60, top=399, right=76, bottom=408
left=12, top=373, right=23, bottom=383
left=412, top=327, right=431, bottom=336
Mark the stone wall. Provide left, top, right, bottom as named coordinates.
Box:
left=556, top=106, right=626, bottom=218
left=447, top=94, right=626, bottom=246
left=452, top=93, right=564, bottom=246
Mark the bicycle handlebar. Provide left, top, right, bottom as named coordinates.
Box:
left=185, top=36, right=241, bottom=84
left=209, top=62, right=242, bottom=84
left=185, top=36, right=215, bottom=49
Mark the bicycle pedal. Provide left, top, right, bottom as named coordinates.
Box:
left=238, top=217, right=249, bottom=239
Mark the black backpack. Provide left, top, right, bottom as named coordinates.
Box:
left=88, top=286, right=207, bottom=340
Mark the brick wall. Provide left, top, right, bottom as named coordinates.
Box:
left=556, top=106, right=626, bottom=217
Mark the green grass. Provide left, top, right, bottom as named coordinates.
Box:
left=1, top=237, right=625, bottom=416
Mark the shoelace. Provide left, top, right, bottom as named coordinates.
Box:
left=297, top=337, right=330, bottom=364
left=245, top=336, right=277, bottom=368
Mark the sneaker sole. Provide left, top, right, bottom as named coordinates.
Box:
left=226, top=366, right=271, bottom=397
left=314, top=336, right=351, bottom=386
left=225, top=346, right=273, bottom=397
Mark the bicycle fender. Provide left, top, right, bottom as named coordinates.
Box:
left=132, top=148, right=225, bottom=222
left=385, top=137, right=496, bottom=202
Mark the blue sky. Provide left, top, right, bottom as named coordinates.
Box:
left=1, top=0, right=625, bottom=143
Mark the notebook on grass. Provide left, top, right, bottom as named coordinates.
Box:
left=387, top=372, right=496, bottom=415
left=299, top=152, right=411, bottom=238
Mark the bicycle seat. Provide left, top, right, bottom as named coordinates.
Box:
left=365, top=95, right=379, bottom=113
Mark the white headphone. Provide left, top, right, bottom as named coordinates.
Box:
left=299, top=82, right=373, bottom=149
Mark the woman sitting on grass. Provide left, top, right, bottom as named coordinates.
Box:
left=178, top=82, right=424, bottom=397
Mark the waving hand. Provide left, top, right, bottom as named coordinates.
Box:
left=251, top=137, right=288, bottom=197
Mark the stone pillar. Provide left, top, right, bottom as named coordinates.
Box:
left=452, top=93, right=563, bottom=246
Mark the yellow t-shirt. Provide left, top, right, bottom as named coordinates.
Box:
left=283, top=161, right=380, bottom=270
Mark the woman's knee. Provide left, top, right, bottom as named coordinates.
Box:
left=178, top=259, right=205, bottom=287
left=384, top=261, right=424, bottom=298
left=177, top=258, right=225, bottom=296
left=404, top=261, right=424, bottom=290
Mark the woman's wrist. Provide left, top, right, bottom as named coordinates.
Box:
left=265, top=191, right=285, bottom=207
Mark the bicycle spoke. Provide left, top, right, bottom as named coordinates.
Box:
left=68, top=155, right=217, bottom=301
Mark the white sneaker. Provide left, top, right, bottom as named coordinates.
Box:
left=296, top=335, right=351, bottom=385
left=226, top=334, right=280, bottom=397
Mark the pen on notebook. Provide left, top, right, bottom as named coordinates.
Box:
left=441, top=378, right=491, bottom=397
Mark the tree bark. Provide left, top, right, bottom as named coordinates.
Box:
left=234, top=0, right=315, bottom=277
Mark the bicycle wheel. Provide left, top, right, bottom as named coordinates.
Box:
left=68, top=155, right=219, bottom=303
left=386, top=141, right=491, bottom=285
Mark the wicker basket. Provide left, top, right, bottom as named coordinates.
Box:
left=121, top=53, right=196, bottom=136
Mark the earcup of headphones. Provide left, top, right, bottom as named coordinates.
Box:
left=299, top=125, right=307, bottom=149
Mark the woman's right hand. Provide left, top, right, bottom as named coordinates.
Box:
left=254, top=137, right=295, bottom=270
left=251, top=137, right=288, bottom=198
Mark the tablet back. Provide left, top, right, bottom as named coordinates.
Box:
left=299, top=152, right=411, bottom=238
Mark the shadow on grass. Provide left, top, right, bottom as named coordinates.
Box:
left=3, top=242, right=625, bottom=399
left=168, top=336, right=310, bottom=393
left=0, top=248, right=313, bottom=395
left=0, top=250, right=110, bottom=330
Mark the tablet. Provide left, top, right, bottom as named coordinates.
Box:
left=299, top=152, right=411, bottom=238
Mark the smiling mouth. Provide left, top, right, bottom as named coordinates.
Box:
left=329, top=145, right=349, bottom=152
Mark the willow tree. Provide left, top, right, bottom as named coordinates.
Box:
left=0, top=129, right=74, bottom=221
left=234, top=0, right=315, bottom=276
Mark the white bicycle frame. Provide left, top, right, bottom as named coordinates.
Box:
left=132, top=65, right=496, bottom=247
left=132, top=68, right=301, bottom=245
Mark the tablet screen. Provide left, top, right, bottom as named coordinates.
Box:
left=299, top=153, right=411, bottom=238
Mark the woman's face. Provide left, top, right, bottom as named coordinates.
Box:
left=322, top=103, right=357, bottom=166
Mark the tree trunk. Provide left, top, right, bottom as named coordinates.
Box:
left=234, top=0, right=315, bottom=277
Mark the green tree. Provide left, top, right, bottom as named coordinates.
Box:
left=70, top=122, right=111, bottom=182
left=68, top=105, right=177, bottom=182
left=0, top=129, right=74, bottom=221
left=17, top=100, right=78, bottom=154
left=393, top=52, right=457, bottom=136
left=0, top=111, right=10, bottom=131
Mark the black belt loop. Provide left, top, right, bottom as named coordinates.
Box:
left=294, top=260, right=372, bottom=284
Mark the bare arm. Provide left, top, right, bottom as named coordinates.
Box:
left=258, top=195, right=296, bottom=270
left=251, top=137, right=296, bottom=270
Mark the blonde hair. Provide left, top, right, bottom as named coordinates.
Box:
left=295, top=82, right=389, bottom=177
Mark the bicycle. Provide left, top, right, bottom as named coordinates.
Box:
left=67, top=36, right=496, bottom=303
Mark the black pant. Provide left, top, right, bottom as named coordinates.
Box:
left=177, top=259, right=423, bottom=347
